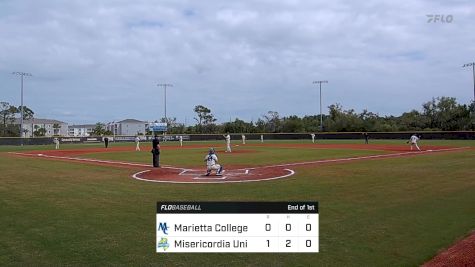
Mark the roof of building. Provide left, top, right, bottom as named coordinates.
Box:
left=117, top=119, right=146, bottom=123
left=14, top=118, right=67, bottom=124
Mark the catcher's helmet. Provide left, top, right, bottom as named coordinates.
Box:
left=209, top=148, right=215, bottom=154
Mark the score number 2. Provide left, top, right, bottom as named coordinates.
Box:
left=265, top=223, right=313, bottom=248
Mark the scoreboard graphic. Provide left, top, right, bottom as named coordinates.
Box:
left=156, top=201, right=319, bottom=253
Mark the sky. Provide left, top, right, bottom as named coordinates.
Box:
left=1, top=0, right=474, bottom=125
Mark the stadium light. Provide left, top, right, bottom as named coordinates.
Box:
left=12, top=71, right=32, bottom=144
left=462, top=62, right=475, bottom=102
left=157, top=83, right=173, bottom=124
left=313, top=80, right=328, bottom=132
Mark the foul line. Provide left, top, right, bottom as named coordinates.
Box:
left=231, top=146, right=471, bottom=171
left=9, top=147, right=469, bottom=173
left=9, top=146, right=471, bottom=184
left=8, top=152, right=185, bottom=171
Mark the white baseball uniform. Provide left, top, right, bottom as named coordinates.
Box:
left=225, top=134, right=232, bottom=152
left=179, top=136, right=183, bottom=147
left=54, top=138, right=60, bottom=149
left=409, top=135, right=421, bottom=151
left=135, top=136, right=141, bottom=151
left=261, top=134, right=264, bottom=143
left=310, top=133, right=316, bottom=143
left=241, top=134, right=246, bottom=145
left=205, top=153, right=221, bottom=172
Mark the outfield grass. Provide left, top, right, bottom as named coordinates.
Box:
left=0, top=140, right=474, bottom=266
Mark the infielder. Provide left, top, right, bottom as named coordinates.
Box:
left=54, top=137, right=60, bottom=149
left=407, top=134, right=421, bottom=151
left=179, top=135, right=183, bottom=147
left=223, top=134, right=232, bottom=152
left=310, top=133, right=316, bottom=143
left=241, top=134, right=246, bottom=145
left=204, top=148, right=223, bottom=176
left=135, top=136, right=141, bottom=151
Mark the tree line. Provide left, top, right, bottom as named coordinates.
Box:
left=0, top=102, right=63, bottom=137
left=2, top=97, right=474, bottom=137
left=0, top=102, right=34, bottom=137
left=165, top=97, right=474, bottom=134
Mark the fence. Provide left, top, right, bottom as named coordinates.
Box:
left=1, top=131, right=473, bottom=146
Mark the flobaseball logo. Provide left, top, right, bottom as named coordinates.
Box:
left=426, top=14, right=453, bottom=23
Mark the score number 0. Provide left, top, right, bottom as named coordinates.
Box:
left=265, top=223, right=314, bottom=248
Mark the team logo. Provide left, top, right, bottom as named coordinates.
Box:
left=158, top=222, right=169, bottom=235
left=157, top=237, right=170, bottom=251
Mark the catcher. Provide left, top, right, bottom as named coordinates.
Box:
left=204, top=148, right=223, bottom=176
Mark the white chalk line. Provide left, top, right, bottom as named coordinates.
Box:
left=9, top=146, right=471, bottom=184
left=131, top=169, right=296, bottom=184
left=230, top=146, right=471, bottom=171
left=179, top=169, right=249, bottom=177
left=130, top=146, right=470, bottom=184
left=193, top=175, right=228, bottom=180
left=8, top=152, right=185, bottom=170
left=9, top=146, right=469, bottom=173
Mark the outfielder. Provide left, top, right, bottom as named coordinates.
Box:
left=54, top=137, right=60, bottom=149
left=260, top=134, right=264, bottom=143
left=310, top=133, right=316, bottom=143
left=135, top=136, right=141, bottom=151
left=179, top=135, right=183, bottom=147
left=224, top=134, right=232, bottom=152
left=408, top=134, right=421, bottom=151
left=204, top=148, right=223, bottom=176
left=241, top=134, right=246, bottom=145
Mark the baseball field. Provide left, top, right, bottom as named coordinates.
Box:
left=1, top=139, right=474, bottom=266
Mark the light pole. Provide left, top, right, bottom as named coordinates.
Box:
left=313, top=80, right=328, bottom=132
left=156, top=83, right=173, bottom=124
left=462, top=62, right=475, bottom=102
left=12, top=71, right=32, bottom=143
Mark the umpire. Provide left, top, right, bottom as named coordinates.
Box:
left=104, top=136, right=109, bottom=148
left=151, top=135, right=160, bottom=167
left=363, top=132, right=369, bottom=144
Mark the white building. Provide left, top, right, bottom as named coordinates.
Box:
left=68, top=124, right=95, bottom=137
left=14, top=118, right=68, bottom=137
left=107, top=119, right=147, bottom=136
